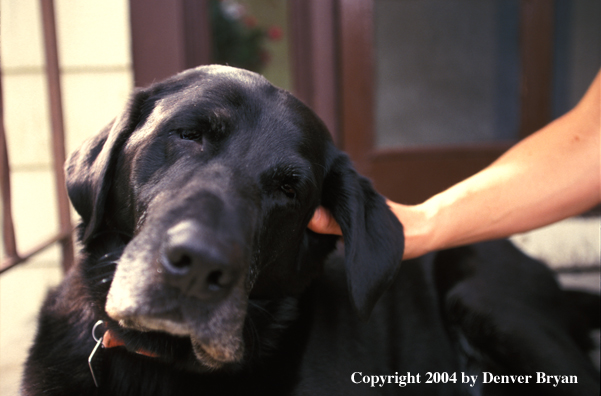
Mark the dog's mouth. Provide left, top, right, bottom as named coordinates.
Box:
left=115, top=310, right=246, bottom=368
left=105, top=262, right=249, bottom=369
left=107, top=299, right=248, bottom=369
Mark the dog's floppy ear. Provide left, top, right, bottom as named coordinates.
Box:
left=65, top=89, right=150, bottom=243
left=322, top=149, right=404, bottom=321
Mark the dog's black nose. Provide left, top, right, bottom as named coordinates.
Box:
left=161, top=221, right=239, bottom=300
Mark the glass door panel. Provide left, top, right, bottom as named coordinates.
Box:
left=374, top=0, right=520, bottom=148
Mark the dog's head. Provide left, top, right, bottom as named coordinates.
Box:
left=66, top=65, right=403, bottom=370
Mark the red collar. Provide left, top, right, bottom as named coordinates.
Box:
left=102, top=328, right=158, bottom=358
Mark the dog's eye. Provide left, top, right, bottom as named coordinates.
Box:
left=280, top=184, right=297, bottom=199
left=178, top=128, right=202, bottom=141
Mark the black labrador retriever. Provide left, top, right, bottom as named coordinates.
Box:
left=23, top=65, right=599, bottom=395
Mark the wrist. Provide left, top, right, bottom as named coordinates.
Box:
left=387, top=200, right=437, bottom=260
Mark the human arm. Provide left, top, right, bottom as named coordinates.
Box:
left=309, top=70, right=601, bottom=260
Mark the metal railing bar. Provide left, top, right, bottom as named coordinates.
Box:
left=0, top=69, right=19, bottom=262
left=0, top=228, right=74, bottom=274
left=40, top=0, right=74, bottom=272
left=0, top=227, right=72, bottom=274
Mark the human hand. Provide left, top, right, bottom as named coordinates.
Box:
left=308, top=200, right=433, bottom=260
left=307, top=206, right=342, bottom=236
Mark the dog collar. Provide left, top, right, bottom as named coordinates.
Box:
left=88, top=320, right=158, bottom=387
left=102, top=328, right=158, bottom=357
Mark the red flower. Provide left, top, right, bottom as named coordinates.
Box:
left=267, top=26, right=283, bottom=41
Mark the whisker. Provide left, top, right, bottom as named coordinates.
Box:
left=248, top=301, right=276, bottom=321
left=94, top=260, right=119, bottom=268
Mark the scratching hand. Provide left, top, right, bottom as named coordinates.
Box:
left=308, top=206, right=342, bottom=236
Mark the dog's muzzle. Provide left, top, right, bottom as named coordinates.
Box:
left=105, top=210, right=251, bottom=368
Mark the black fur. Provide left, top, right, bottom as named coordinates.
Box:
left=23, top=65, right=599, bottom=395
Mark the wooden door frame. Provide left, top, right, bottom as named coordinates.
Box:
left=338, top=0, right=554, bottom=204
left=129, top=0, right=212, bottom=88
left=290, top=0, right=340, bottom=142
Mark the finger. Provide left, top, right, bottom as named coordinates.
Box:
left=308, top=206, right=342, bottom=235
